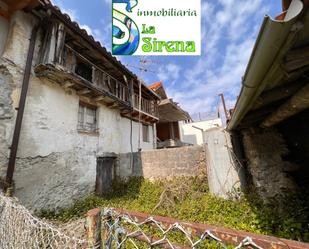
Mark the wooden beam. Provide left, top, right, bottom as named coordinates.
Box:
left=252, top=81, right=305, bottom=110
left=286, top=45, right=309, bottom=61
left=94, top=96, right=106, bottom=102
left=144, top=116, right=153, bottom=122
left=121, top=110, right=131, bottom=115
left=132, top=112, right=139, bottom=117
left=261, top=83, right=309, bottom=127
left=238, top=105, right=279, bottom=129
left=284, top=45, right=309, bottom=72
left=77, top=88, right=91, bottom=95
left=106, top=102, right=118, bottom=109
left=285, top=58, right=309, bottom=72
left=63, top=81, right=74, bottom=89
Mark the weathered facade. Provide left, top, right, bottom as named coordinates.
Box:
left=0, top=1, right=160, bottom=210
left=228, top=0, right=309, bottom=202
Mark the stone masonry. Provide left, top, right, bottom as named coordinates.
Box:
left=116, top=145, right=206, bottom=180
left=242, top=127, right=298, bottom=202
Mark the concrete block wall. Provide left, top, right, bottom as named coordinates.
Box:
left=116, top=145, right=206, bottom=180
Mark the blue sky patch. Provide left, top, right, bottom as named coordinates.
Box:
left=51, top=0, right=281, bottom=116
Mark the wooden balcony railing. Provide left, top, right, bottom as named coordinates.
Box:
left=37, top=43, right=158, bottom=120
left=61, top=45, right=158, bottom=118
left=61, top=44, right=130, bottom=103
left=133, top=93, right=158, bottom=118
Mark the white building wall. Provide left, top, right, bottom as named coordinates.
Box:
left=180, top=119, right=222, bottom=145
left=0, top=11, right=154, bottom=210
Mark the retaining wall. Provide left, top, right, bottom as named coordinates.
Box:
left=116, top=145, right=206, bottom=180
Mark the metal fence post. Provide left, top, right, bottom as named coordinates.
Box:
left=86, top=208, right=102, bottom=249
left=115, top=217, right=125, bottom=249
left=102, top=209, right=113, bottom=249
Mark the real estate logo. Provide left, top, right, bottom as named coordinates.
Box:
left=112, top=0, right=201, bottom=56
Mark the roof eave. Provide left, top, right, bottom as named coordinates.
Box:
left=227, top=0, right=304, bottom=131
left=38, top=2, right=159, bottom=99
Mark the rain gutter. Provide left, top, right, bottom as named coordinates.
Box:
left=227, top=0, right=304, bottom=131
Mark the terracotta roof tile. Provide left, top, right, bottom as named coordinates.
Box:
left=149, top=82, right=162, bottom=90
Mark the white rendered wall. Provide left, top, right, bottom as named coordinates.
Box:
left=180, top=119, right=222, bottom=145
left=0, top=11, right=154, bottom=210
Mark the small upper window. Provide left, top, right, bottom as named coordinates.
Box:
left=75, top=59, right=93, bottom=82
left=142, top=124, right=149, bottom=142
left=78, top=102, right=98, bottom=132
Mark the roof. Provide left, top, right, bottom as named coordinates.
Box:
left=158, top=99, right=191, bottom=122
left=34, top=0, right=159, bottom=99
left=228, top=0, right=309, bottom=130
left=149, top=82, right=191, bottom=122
left=149, top=82, right=168, bottom=99
left=149, top=82, right=162, bottom=91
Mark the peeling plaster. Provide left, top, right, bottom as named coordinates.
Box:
left=0, top=10, right=155, bottom=210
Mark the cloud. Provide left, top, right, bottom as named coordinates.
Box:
left=157, top=63, right=181, bottom=86
left=79, top=24, right=111, bottom=49
left=50, top=0, right=78, bottom=21
left=103, top=0, right=111, bottom=5
left=166, top=0, right=274, bottom=115
left=51, top=0, right=111, bottom=48
left=50, top=0, right=278, bottom=117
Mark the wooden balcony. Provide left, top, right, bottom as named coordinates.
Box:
left=34, top=44, right=159, bottom=123
left=121, top=94, right=159, bottom=124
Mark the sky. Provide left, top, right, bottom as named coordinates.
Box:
left=51, top=0, right=282, bottom=117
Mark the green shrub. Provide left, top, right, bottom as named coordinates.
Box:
left=39, top=177, right=309, bottom=242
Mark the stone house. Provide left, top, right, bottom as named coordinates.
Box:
left=0, top=0, right=160, bottom=210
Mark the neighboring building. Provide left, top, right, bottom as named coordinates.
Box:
left=0, top=0, right=160, bottom=209
left=180, top=119, right=222, bottom=145
left=228, top=0, right=309, bottom=202
left=149, top=82, right=191, bottom=148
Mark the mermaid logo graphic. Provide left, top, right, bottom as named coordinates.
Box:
left=112, top=0, right=139, bottom=55
left=112, top=0, right=201, bottom=56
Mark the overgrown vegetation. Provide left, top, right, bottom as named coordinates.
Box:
left=40, top=177, right=309, bottom=242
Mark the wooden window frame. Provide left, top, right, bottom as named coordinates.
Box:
left=142, top=124, right=150, bottom=143
left=77, top=101, right=99, bottom=134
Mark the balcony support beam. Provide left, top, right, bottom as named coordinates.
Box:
left=78, top=88, right=91, bottom=95
left=63, top=81, right=74, bottom=89
left=94, top=96, right=106, bottom=102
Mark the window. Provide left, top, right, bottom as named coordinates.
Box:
left=75, top=59, right=93, bottom=82
left=78, top=102, right=98, bottom=132
left=142, top=124, right=149, bottom=142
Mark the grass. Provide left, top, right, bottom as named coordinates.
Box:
left=40, top=176, right=309, bottom=243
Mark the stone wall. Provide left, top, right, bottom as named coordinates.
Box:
left=116, top=145, right=206, bottom=180
left=0, top=66, right=14, bottom=178
left=242, top=127, right=298, bottom=201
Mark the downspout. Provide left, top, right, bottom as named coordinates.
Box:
left=5, top=24, right=40, bottom=190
